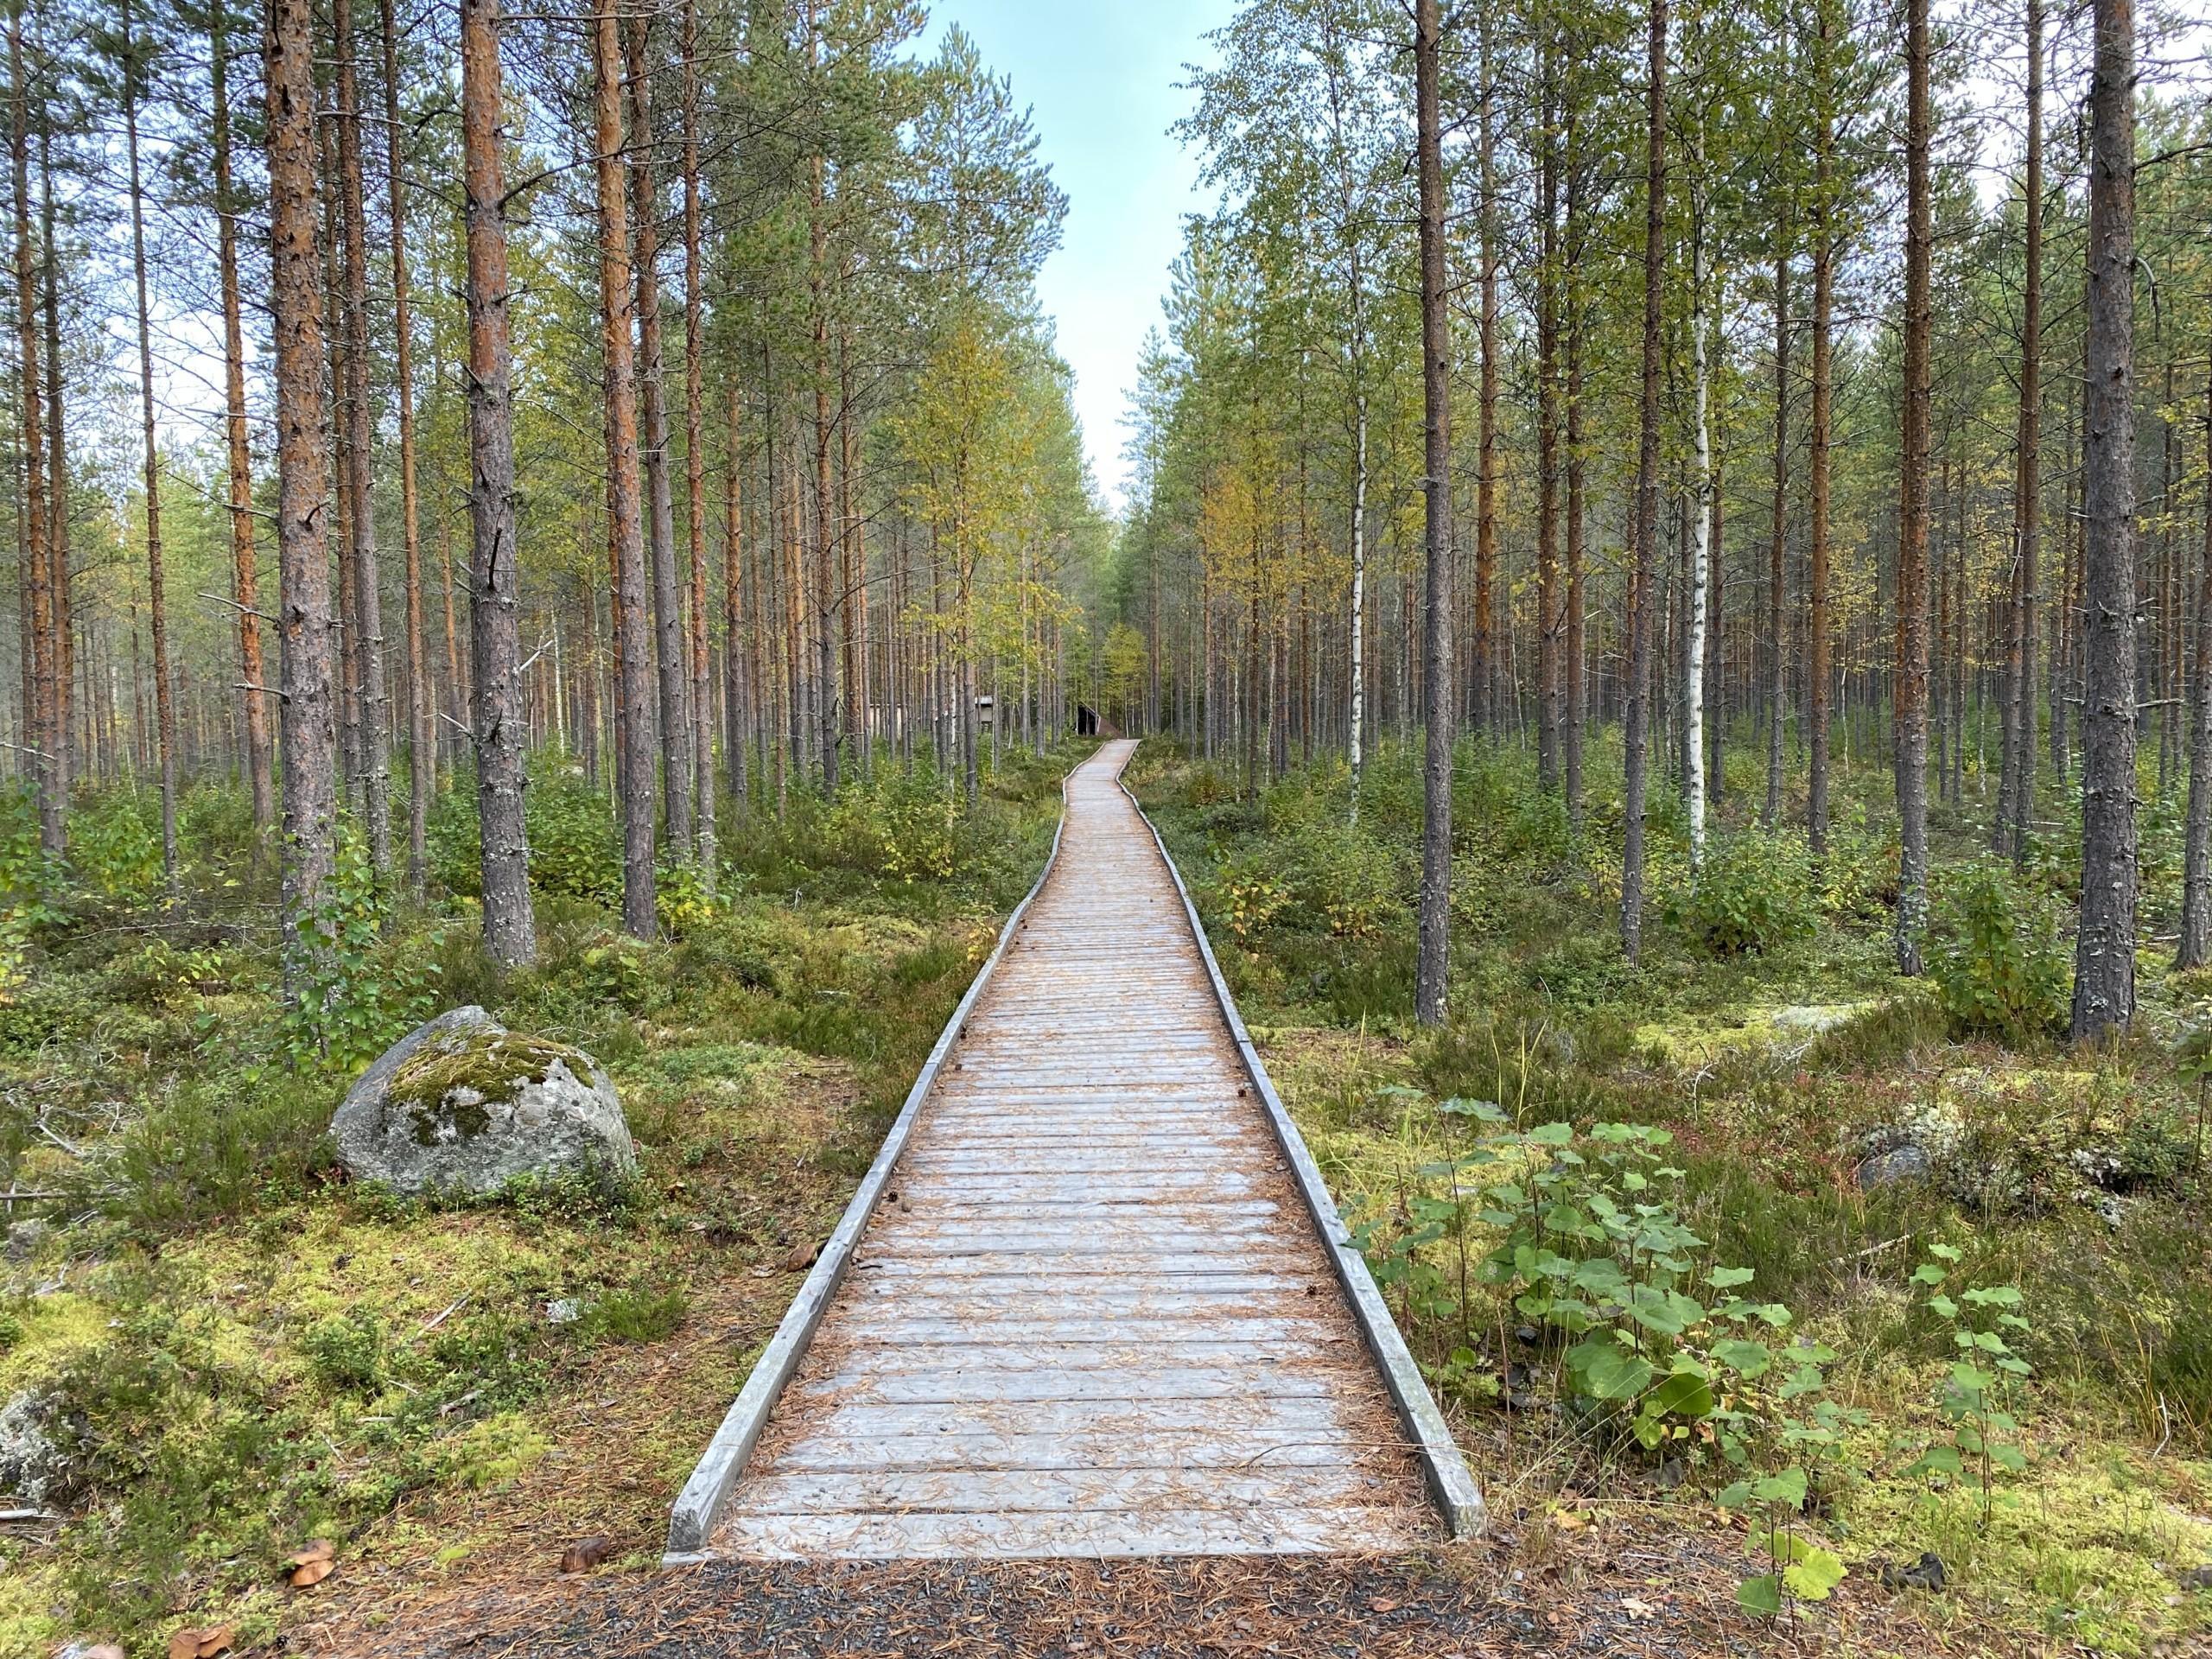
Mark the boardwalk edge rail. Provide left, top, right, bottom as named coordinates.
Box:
left=1120, top=768, right=1489, bottom=1542
left=663, top=762, right=1081, bottom=1562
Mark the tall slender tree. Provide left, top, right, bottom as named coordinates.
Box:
left=2004, top=0, right=2044, bottom=868
left=381, top=0, right=430, bottom=895
left=2070, top=0, right=2138, bottom=1041
left=208, top=0, right=272, bottom=832
left=461, top=0, right=536, bottom=965
left=120, top=0, right=177, bottom=888
left=1621, top=0, right=1668, bottom=962
left=626, top=12, right=694, bottom=852
left=594, top=0, right=658, bottom=939
left=1807, top=0, right=1837, bottom=857
left=9, top=8, right=55, bottom=855
left=334, top=0, right=391, bottom=879
left=1411, top=0, right=1454, bottom=1027
left=263, top=0, right=340, bottom=981
left=681, top=0, right=715, bottom=883
left=1893, top=0, right=1932, bottom=975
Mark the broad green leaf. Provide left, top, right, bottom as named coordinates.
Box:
left=1751, top=1467, right=1807, bottom=1506
left=1783, top=1548, right=1847, bottom=1601
left=1711, top=1338, right=1773, bottom=1377
left=1644, top=1368, right=1715, bottom=1418
left=1737, top=1574, right=1783, bottom=1617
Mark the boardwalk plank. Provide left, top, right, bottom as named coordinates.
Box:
left=689, top=742, right=1449, bottom=1561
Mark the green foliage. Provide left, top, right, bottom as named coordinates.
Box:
left=1906, top=1244, right=2034, bottom=1527
left=1926, top=865, right=2069, bottom=1045
left=825, top=767, right=963, bottom=884
left=524, top=762, right=624, bottom=906
left=271, top=834, right=442, bottom=1074
left=1673, top=832, right=1816, bottom=955
left=98, top=1071, right=334, bottom=1232
left=578, top=1282, right=688, bottom=1344
left=299, top=1309, right=385, bottom=1395
left=67, top=787, right=164, bottom=905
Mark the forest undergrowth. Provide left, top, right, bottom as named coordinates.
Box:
left=0, top=746, right=1071, bottom=1657
left=1133, top=730, right=2212, bottom=1656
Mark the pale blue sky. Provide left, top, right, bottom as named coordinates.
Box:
left=925, top=0, right=1240, bottom=512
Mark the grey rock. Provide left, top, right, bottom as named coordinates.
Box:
left=0, top=1390, right=63, bottom=1507
left=331, top=1007, right=636, bottom=1199
left=1857, top=1144, right=1933, bottom=1191
left=3, top=1217, right=47, bottom=1262
left=1879, top=1551, right=1948, bottom=1592
left=2181, top=1564, right=2212, bottom=1592
left=1771, top=1003, right=1862, bottom=1037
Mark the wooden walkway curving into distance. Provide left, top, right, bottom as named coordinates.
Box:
left=667, top=740, right=1482, bottom=1560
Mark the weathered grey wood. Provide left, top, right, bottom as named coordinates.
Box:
left=670, top=741, right=1472, bottom=1563
left=1118, top=767, right=1489, bottom=1540
left=709, top=1505, right=1415, bottom=1561
left=766, top=1428, right=1373, bottom=1472
left=662, top=757, right=1083, bottom=1556
left=729, top=1466, right=1402, bottom=1516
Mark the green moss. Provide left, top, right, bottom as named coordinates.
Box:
left=1836, top=1445, right=2212, bottom=1653
left=0, top=1291, right=109, bottom=1395
left=436, top=1411, right=549, bottom=1490
left=386, top=1030, right=592, bottom=1147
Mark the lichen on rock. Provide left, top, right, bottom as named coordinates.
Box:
left=330, top=1007, right=636, bottom=1199
left=385, top=1029, right=596, bottom=1148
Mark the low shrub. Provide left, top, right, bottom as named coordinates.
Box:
left=1674, top=831, right=1815, bottom=956
left=1926, top=864, right=2068, bottom=1046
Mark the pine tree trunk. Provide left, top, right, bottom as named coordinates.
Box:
left=2007, top=0, right=2044, bottom=865
left=681, top=0, right=715, bottom=880
left=1412, top=0, right=1454, bottom=1027
left=2071, top=0, right=2138, bottom=1040
left=380, top=0, right=430, bottom=897
left=461, top=0, right=537, bottom=964
left=810, top=156, right=839, bottom=794
left=8, top=14, right=55, bottom=855
left=1564, top=106, right=1586, bottom=830
left=1894, top=0, right=1933, bottom=974
left=723, top=372, right=749, bottom=808
left=1685, top=161, right=1712, bottom=871
left=1808, top=5, right=1835, bottom=857
left=2180, top=372, right=2212, bottom=968
left=1471, top=10, right=1497, bottom=740
left=120, top=0, right=177, bottom=890
left=1770, top=226, right=1787, bottom=827
left=334, top=0, right=391, bottom=879
left=626, top=14, right=694, bottom=854
left=1622, top=0, right=1668, bottom=962
left=209, top=8, right=272, bottom=832
left=594, top=0, right=658, bottom=939
left=1535, top=50, right=1561, bottom=794
left=37, top=119, right=66, bottom=818
left=264, top=0, right=340, bottom=982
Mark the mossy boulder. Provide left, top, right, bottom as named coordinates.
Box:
left=331, top=1006, right=635, bottom=1198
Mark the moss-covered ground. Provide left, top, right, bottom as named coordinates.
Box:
left=0, top=747, right=1070, bottom=1657
left=1133, top=730, right=2212, bottom=1656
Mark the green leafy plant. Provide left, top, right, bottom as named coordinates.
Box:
left=1724, top=1465, right=1848, bottom=1620
left=1905, top=1243, right=2032, bottom=1526
left=272, top=833, right=442, bottom=1073
left=2171, top=1014, right=2212, bottom=1172
left=1673, top=831, right=1815, bottom=955
left=1925, top=865, right=2068, bottom=1045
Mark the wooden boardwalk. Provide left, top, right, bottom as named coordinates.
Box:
left=669, top=741, right=1480, bottom=1560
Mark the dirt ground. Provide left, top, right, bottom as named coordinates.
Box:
left=294, top=1516, right=2005, bottom=1659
